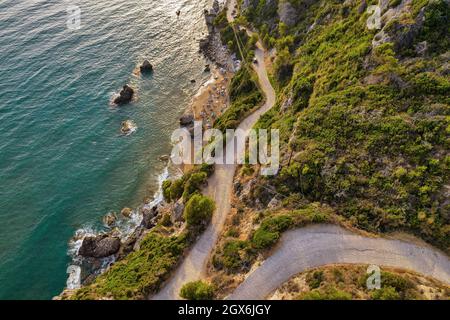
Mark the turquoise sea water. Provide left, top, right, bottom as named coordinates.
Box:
left=0, top=0, right=211, bottom=299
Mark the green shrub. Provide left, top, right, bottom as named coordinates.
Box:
left=182, top=172, right=208, bottom=201
left=252, top=215, right=293, bottom=249
left=184, top=194, right=215, bottom=228
left=306, top=271, right=325, bottom=289
left=71, top=232, right=188, bottom=300
left=299, top=287, right=352, bottom=300
left=213, top=239, right=253, bottom=272
left=180, top=281, right=215, bottom=300
left=370, top=287, right=401, bottom=300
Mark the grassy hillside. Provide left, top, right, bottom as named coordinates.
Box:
left=235, top=0, right=449, bottom=250
left=269, top=264, right=449, bottom=300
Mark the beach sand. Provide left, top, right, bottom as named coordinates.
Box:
left=191, top=66, right=232, bottom=126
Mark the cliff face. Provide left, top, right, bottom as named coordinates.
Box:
left=238, top=0, right=450, bottom=249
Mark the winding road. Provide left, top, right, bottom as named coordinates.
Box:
left=229, top=225, right=450, bottom=300
left=152, top=0, right=449, bottom=300
left=152, top=0, right=275, bottom=300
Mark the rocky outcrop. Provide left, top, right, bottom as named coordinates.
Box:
left=172, top=199, right=185, bottom=223
left=78, top=235, right=121, bottom=258
left=121, top=120, right=136, bottom=135
left=358, top=0, right=368, bottom=14
left=114, top=85, right=134, bottom=105
left=180, top=114, right=194, bottom=126
left=278, top=0, right=298, bottom=27
left=117, top=227, right=144, bottom=260
left=140, top=206, right=159, bottom=229
left=179, top=114, right=195, bottom=136
left=199, top=2, right=234, bottom=71
left=372, top=0, right=426, bottom=52
left=121, top=207, right=132, bottom=218
left=103, top=212, right=117, bottom=227
left=140, top=60, right=153, bottom=73
left=212, top=0, right=220, bottom=14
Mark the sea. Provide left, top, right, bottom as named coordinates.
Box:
left=0, top=0, right=213, bottom=299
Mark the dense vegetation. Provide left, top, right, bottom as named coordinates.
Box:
left=180, top=280, right=216, bottom=300
left=71, top=230, right=189, bottom=300
left=236, top=0, right=449, bottom=250
left=212, top=203, right=338, bottom=273
left=273, top=265, right=449, bottom=300
left=163, top=164, right=214, bottom=203
left=213, top=9, right=265, bottom=131
left=184, top=194, right=216, bottom=228
left=70, top=166, right=216, bottom=300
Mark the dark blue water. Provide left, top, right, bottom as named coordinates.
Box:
left=0, top=0, right=211, bottom=299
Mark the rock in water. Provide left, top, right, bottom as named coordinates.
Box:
left=78, top=235, right=121, bottom=258
left=114, top=85, right=134, bottom=105
left=103, top=212, right=117, bottom=227
left=121, top=207, right=132, bottom=218
left=121, top=120, right=136, bottom=135
left=179, top=114, right=194, bottom=126
left=140, top=60, right=153, bottom=73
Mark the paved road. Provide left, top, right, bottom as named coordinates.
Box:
left=151, top=0, right=276, bottom=300
left=228, top=225, right=450, bottom=300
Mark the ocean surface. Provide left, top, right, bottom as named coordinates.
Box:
left=0, top=0, right=212, bottom=299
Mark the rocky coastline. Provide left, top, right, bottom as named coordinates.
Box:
left=57, top=0, right=234, bottom=299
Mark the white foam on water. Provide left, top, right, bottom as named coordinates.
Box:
left=65, top=165, right=170, bottom=290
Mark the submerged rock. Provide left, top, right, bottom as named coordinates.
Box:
left=121, top=207, right=132, bottom=218
left=103, top=212, right=117, bottom=227
left=180, top=114, right=194, bottom=126
left=159, top=154, right=170, bottom=162
left=121, top=120, right=136, bottom=135
left=78, top=235, right=121, bottom=258
left=114, top=85, right=134, bottom=105
left=140, top=60, right=153, bottom=73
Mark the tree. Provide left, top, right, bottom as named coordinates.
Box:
left=180, top=281, right=215, bottom=300
left=184, top=194, right=215, bottom=227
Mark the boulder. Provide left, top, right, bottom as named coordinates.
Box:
left=172, top=199, right=185, bottom=223
left=159, top=154, right=170, bottom=161
left=415, top=41, right=428, bottom=56
left=141, top=206, right=158, bottom=229
left=121, top=120, right=136, bottom=134
left=78, top=235, right=121, bottom=258
left=121, top=207, right=132, bottom=218
left=103, top=212, right=117, bottom=227
left=114, top=85, right=134, bottom=105
left=117, top=227, right=143, bottom=260
left=278, top=0, right=298, bottom=27
left=180, top=114, right=194, bottom=126
left=140, top=60, right=153, bottom=73
left=212, top=0, right=220, bottom=14
left=358, top=0, right=368, bottom=15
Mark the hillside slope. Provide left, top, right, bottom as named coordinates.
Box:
left=236, top=0, right=449, bottom=249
